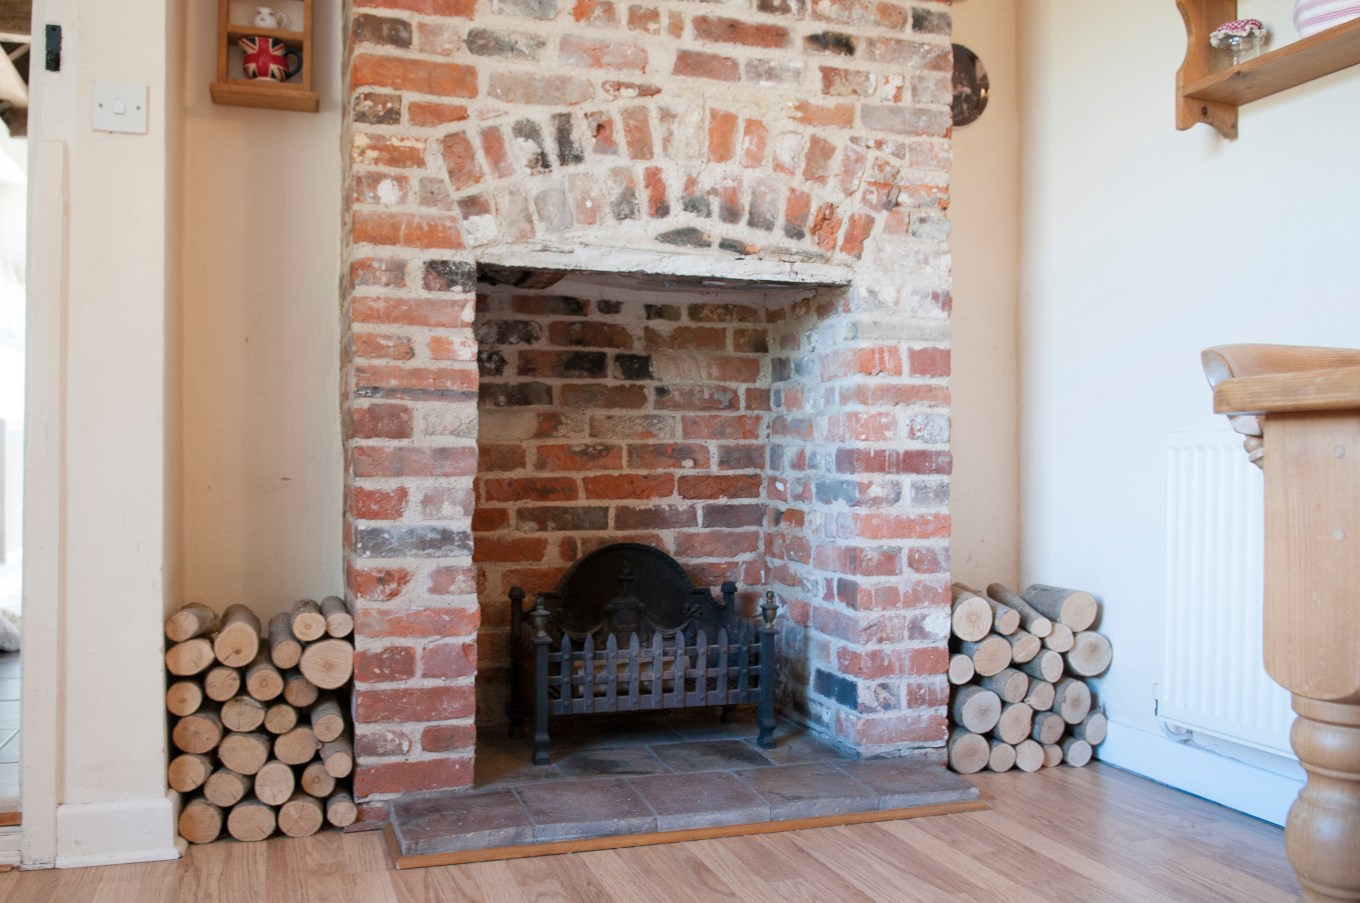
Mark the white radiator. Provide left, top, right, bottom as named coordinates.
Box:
left=1158, top=430, right=1294, bottom=758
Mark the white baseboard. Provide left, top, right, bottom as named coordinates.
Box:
left=0, top=825, right=19, bottom=867
left=1098, top=720, right=1304, bottom=826
left=54, top=796, right=181, bottom=869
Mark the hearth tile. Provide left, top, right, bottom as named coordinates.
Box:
left=656, top=707, right=760, bottom=742
left=516, top=777, right=656, bottom=841
left=834, top=759, right=981, bottom=809
left=735, top=761, right=879, bottom=820
left=743, top=730, right=845, bottom=766
left=392, top=789, right=533, bottom=856
left=474, top=741, right=563, bottom=787
left=555, top=746, right=668, bottom=778
left=649, top=738, right=776, bottom=774
left=629, top=771, right=769, bottom=831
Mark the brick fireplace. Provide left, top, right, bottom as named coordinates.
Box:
left=341, top=0, right=955, bottom=816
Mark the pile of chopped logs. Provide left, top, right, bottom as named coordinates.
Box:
left=947, top=583, right=1112, bottom=775
left=164, top=598, right=357, bottom=844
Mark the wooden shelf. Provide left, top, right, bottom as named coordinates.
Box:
left=210, top=80, right=319, bottom=113
left=225, top=25, right=307, bottom=47
left=1177, top=1, right=1360, bottom=138
left=213, top=0, right=317, bottom=113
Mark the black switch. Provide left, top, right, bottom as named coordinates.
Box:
left=45, top=24, right=61, bottom=72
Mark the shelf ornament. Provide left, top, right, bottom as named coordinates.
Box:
left=1210, top=18, right=1267, bottom=67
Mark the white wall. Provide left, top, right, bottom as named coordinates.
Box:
left=948, top=0, right=1021, bottom=590
left=0, top=134, right=27, bottom=611
left=1018, top=0, right=1359, bottom=822
left=180, top=3, right=343, bottom=621
left=24, top=0, right=187, bottom=867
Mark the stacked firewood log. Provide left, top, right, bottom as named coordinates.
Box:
left=946, top=583, right=1111, bottom=775
left=164, top=598, right=357, bottom=843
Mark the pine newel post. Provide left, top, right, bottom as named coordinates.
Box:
left=1204, top=343, right=1360, bottom=903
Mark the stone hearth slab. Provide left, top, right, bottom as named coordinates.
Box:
left=628, top=770, right=770, bottom=831
left=516, top=777, right=656, bottom=841
left=554, top=746, right=669, bottom=778
left=835, top=759, right=981, bottom=809
left=649, top=738, right=776, bottom=774
left=392, top=789, right=532, bottom=857
left=386, top=713, right=984, bottom=865
left=734, top=761, right=880, bottom=820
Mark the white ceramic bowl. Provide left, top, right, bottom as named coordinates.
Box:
left=1294, top=0, right=1360, bottom=37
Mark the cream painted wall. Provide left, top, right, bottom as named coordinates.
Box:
left=24, top=0, right=187, bottom=868
left=1018, top=0, right=1359, bottom=822
left=180, top=3, right=343, bottom=620
left=947, top=0, right=1021, bottom=590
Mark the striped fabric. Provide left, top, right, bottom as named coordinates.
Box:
left=1294, top=0, right=1360, bottom=36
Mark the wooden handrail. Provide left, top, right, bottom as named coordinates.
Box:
left=1203, top=344, right=1360, bottom=414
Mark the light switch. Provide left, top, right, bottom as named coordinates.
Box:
left=92, top=82, right=148, bottom=134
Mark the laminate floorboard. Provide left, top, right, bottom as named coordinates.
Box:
left=0, top=763, right=1298, bottom=901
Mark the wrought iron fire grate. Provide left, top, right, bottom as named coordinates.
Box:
left=508, top=543, right=777, bottom=765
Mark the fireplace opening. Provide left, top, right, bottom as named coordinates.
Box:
left=470, top=264, right=950, bottom=763
left=472, top=270, right=815, bottom=735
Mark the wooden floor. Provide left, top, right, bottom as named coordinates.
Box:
left=0, top=763, right=1299, bottom=902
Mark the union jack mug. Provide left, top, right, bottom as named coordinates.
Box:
left=240, top=36, right=302, bottom=81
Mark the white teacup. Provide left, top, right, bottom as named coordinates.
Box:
left=253, top=6, right=289, bottom=29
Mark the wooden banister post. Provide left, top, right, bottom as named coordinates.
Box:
left=1204, top=344, right=1360, bottom=902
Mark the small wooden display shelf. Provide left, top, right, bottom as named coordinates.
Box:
left=210, top=0, right=318, bottom=112
left=1177, top=0, right=1360, bottom=138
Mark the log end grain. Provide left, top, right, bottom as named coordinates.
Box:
left=951, top=592, right=993, bottom=644
left=950, top=685, right=1002, bottom=735
left=274, top=725, right=321, bottom=766
left=226, top=797, right=277, bottom=843
left=203, top=769, right=251, bottom=809
left=178, top=798, right=224, bottom=845
left=289, top=599, right=328, bottom=644
left=299, top=638, right=354, bottom=690
left=214, top=605, right=262, bottom=668
left=167, top=754, right=213, bottom=793
left=1061, top=736, right=1094, bottom=767
left=987, top=740, right=1017, bottom=773
left=1014, top=739, right=1045, bottom=773
left=279, top=793, right=325, bottom=838
left=165, top=603, right=220, bottom=644
left=320, top=596, right=355, bottom=639
left=166, top=681, right=204, bottom=718
left=947, top=730, right=990, bottom=775
left=948, top=653, right=976, bottom=686
left=165, top=638, right=216, bottom=677
left=326, top=791, right=358, bottom=829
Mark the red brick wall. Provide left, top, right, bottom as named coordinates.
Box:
left=473, top=286, right=777, bottom=719
left=342, top=0, right=954, bottom=808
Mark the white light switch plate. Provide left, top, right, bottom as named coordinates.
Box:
left=92, top=82, right=148, bottom=134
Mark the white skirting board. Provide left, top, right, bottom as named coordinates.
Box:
left=54, top=796, right=181, bottom=869
left=0, top=825, right=19, bottom=868
left=1097, top=720, right=1303, bottom=826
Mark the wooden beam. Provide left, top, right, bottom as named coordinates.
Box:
left=0, top=1, right=30, bottom=37
left=0, top=47, right=25, bottom=108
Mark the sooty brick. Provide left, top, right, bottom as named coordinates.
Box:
left=814, top=669, right=859, bottom=709
left=613, top=354, right=655, bottom=380
left=806, top=32, right=856, bottom=56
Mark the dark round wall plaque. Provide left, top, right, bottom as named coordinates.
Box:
left=951, top=43, right=990, bottom=127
